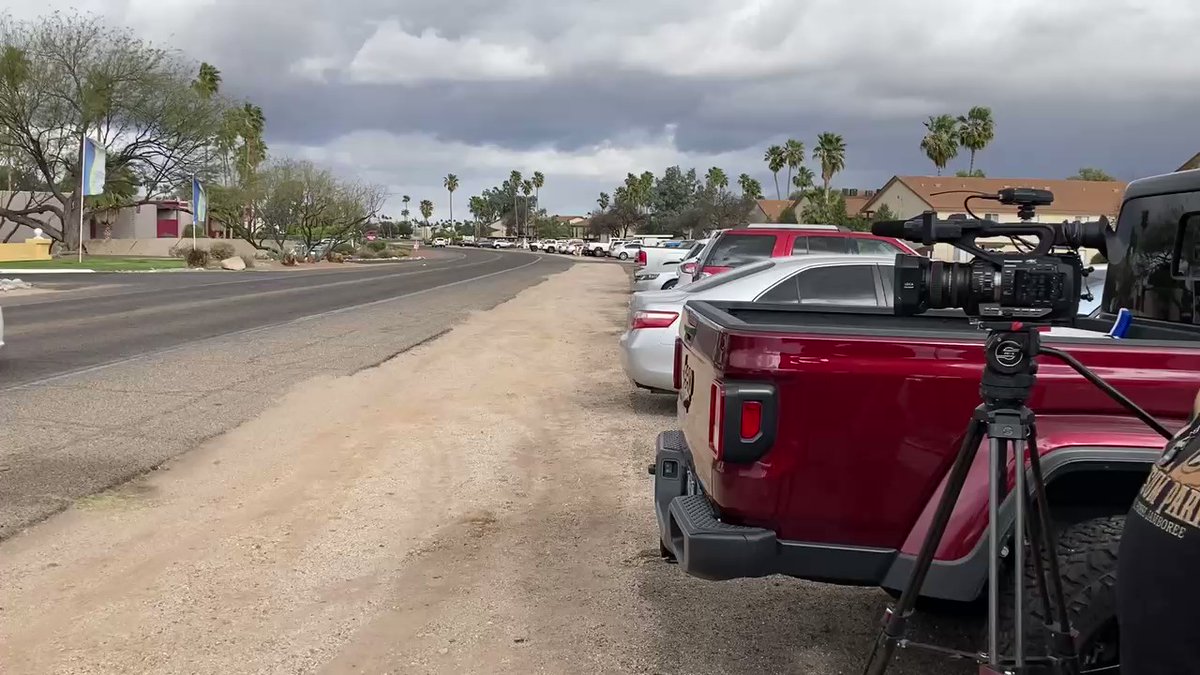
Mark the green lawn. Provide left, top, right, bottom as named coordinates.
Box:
left=0, top=256, right=186, bottom=271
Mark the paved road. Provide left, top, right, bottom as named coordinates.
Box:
left=0, top=248, right=572, bottom=389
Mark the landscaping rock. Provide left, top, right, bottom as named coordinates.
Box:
left=220, top=256, right=246, bottom=271
left=0, top=278, right=32, bottom=291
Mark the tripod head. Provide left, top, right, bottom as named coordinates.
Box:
left=979, top=322, right=1042, bottom=409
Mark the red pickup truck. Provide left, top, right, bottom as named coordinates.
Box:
left=652, top=170, right=1200, bottom=665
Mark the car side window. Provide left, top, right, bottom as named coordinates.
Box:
left=853, top=238, right=901, bottom=256
left=756, top=264, right=880, bottom=305
left=797, top=265, right=879, bottom=305
left=806, top=236, right=850, bottom=254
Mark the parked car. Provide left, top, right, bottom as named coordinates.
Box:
left=606, top=240, right=627, bottom=257
left=583, top=241, right=608, bottom=256
left=611, top=242, right=642, bottom=261
left=632, top=240, right=709, bottom=292
left=494, top=239, right=514, bottom=249
left=622, top=254, right=895, bottom=391
left=676, top=235, right=722, bottom=288
left=652, top=171, right=1200, bottom=667
left=694, top=225, right=916, bottom=280
left=563, top=239, right=585, bottom=255
left=432, top=237, right=448, bottom=248
left=539, top=239, right=561, bottom=254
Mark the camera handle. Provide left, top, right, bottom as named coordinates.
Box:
left=861, top=325, right=1168, bottom=675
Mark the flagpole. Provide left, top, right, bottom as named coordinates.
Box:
left=78, top=138, right=85, bottom=263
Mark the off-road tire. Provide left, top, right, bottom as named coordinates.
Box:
left=995, top=514, right=1123, bottom=670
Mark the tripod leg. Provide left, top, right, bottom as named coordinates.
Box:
left=1013, top=438, right=1028, bottom=671
left=1026, top=424, right=1080, bottom=675
left=862, top=413, right=988, bottom=675
left=988, top=436, right=1004, bottom=667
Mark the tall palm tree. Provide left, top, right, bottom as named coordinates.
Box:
left=957, top=106, right=995, bottom=174
left=532, top=171, right=545, bottom=209
left=401, top=195, right=411, bottom=224
left=783, top=139, right=805, bottom=193
left=597, top=192, right=610, bottom=211
left=921, top=115, right=959, bottom=175
left=443, top=173, right=459, bottom=223
left=813, top=132, right=846, bottom=196
left=520, top=179, right=534, bottom=236
left=192, top=62, right=221, bottom=98
left=419, top=199, right=433, bottom=226
left=509, top=170, right=522, bottom=235
left=764, top=145, right=786, bottom=199
left=705, top=167, right=728, bottom=191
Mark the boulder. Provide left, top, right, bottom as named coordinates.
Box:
left=220, top=256, right=246, bottom=271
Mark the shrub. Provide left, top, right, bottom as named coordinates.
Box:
left=240, top=254, right=255, bottom=269
left=281, top=252, right=297, bottom=266
left=367, top=240, right=388, bottom=252
left=169, top=243, right=192, bottom=258
left=209, top=242, right=236, bottom=260
left=355, top=248, right=377, bottom=259
left=186, top=248, right=210, bottom=268
left=334, top=242, right=354, bottom=254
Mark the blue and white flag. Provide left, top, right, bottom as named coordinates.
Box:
left=192, top=177, right=207, bottom=225
left=81, top=137, right=106, bottom=196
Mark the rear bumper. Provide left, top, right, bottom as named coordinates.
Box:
left=653, top=430, right=896, bottom=583
left=619, top=329, right=675, bottom=392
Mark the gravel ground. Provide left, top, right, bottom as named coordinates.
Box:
left=0, top=262, right=977, bottom=674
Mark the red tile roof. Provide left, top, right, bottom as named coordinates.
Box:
left=870, top=176, right=1126, bottom=217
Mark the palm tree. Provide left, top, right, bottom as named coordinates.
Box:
left=597, top=192, right=610, bottom=211
left=813, top=132, right=846, bottom=196
left=705, top=167, right=728, bottom=191
left=532, top=171, right=545, bottom=210
left=791, top=167, right=815, bottom=196
left=443, top=173, right=459, bottom=223
left=921, top=115, right=959, bottom=175
left=192, top=62, right=221, bottom=98
left=520, top=179, right=534, bottom=233
left=737, top=173, right=763, bottom=199
left=419, top=199, right=434, bottom=228
left=783, top=139, right=805, bottom=192
left=764, top=145, right=786, bottom=199
left=957, top=106, right=995, bottom=174
left=508, top=170, right=522, bottom=235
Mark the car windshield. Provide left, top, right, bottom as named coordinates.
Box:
left=685, top=260, right=775, bottom=292
left=706, top=233, right=776, bottom=267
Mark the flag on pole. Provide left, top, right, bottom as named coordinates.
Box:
left=81, top=138, right=106, bottom=196
left=192, top=177, right=208, bottom=225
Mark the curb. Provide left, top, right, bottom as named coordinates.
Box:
left=0, top=268, right=96, bottom=274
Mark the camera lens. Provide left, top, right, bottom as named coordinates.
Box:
left=893, top=255, right=991, bottom=316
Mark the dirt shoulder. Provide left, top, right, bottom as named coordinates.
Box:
left=0, top=262, right=968, bottom=674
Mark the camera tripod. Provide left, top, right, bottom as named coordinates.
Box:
left=861, top=323, right=1172, bottom=675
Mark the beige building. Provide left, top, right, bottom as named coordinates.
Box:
left=0, top=191, right=225, bottom=244
left=862, top=176, right=1125, bottom=261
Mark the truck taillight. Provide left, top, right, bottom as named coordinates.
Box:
left=631, top=310, right=678, bottom=330
left=681, top=261, right=697, bottom=276
left=708, top=381, right=778, bottom=463
left=636, top=249, right=647, bottom=266
left=672, top=338, right=683, bottom=390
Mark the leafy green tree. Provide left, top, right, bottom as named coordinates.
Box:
left=783, top=139, right=805, bottom=193
left=801, top=189, right=850, bottom=227
left=443, top=173, right=459, bottom=222
left=764, top=145, right=786, bottom=199
left=813, top=132, right=846, bottom=195
left=957, top=106, right=995, bottom=174
left=0, top=13, right=230, bottom=249
left=920, top=115, right=959, bottom=175
left=871, top=203, right=897, bottom=223
left=1070, top=167, right=1116, bottom=181
left=956, top=169, right=986, bottom=177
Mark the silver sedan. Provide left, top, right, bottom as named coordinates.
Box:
left=619, top=254, right=895, bottom=392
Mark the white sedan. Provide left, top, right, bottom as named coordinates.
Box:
left=619, top=254, right=894, bottom=392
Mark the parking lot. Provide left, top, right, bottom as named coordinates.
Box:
left=0, top=260, right=974, bottom=674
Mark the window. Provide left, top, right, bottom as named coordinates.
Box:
left=706, top=233, right=776, bottom=267
left=756, top=264, right=879, bottom=306
left=852, top=238, right=903, bottom=256
left=985, top=213, right=999, bottom=221
left=1106, top=192, right=1200, bottom=324
left=686, top=260, right=776, bottom=292
left=792, top=236, right=850, bottom=255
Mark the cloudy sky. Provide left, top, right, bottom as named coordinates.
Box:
left=6, top=0, right=1199, bottom=219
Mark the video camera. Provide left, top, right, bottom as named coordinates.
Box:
left=871, top=188, right=1111, bottom=322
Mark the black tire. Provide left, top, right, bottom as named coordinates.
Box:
left=662, top=278, right=678, bottom=290
left=995, top=514, right=1122, bottom=671
left=660, top=541, right=677, bottom=563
